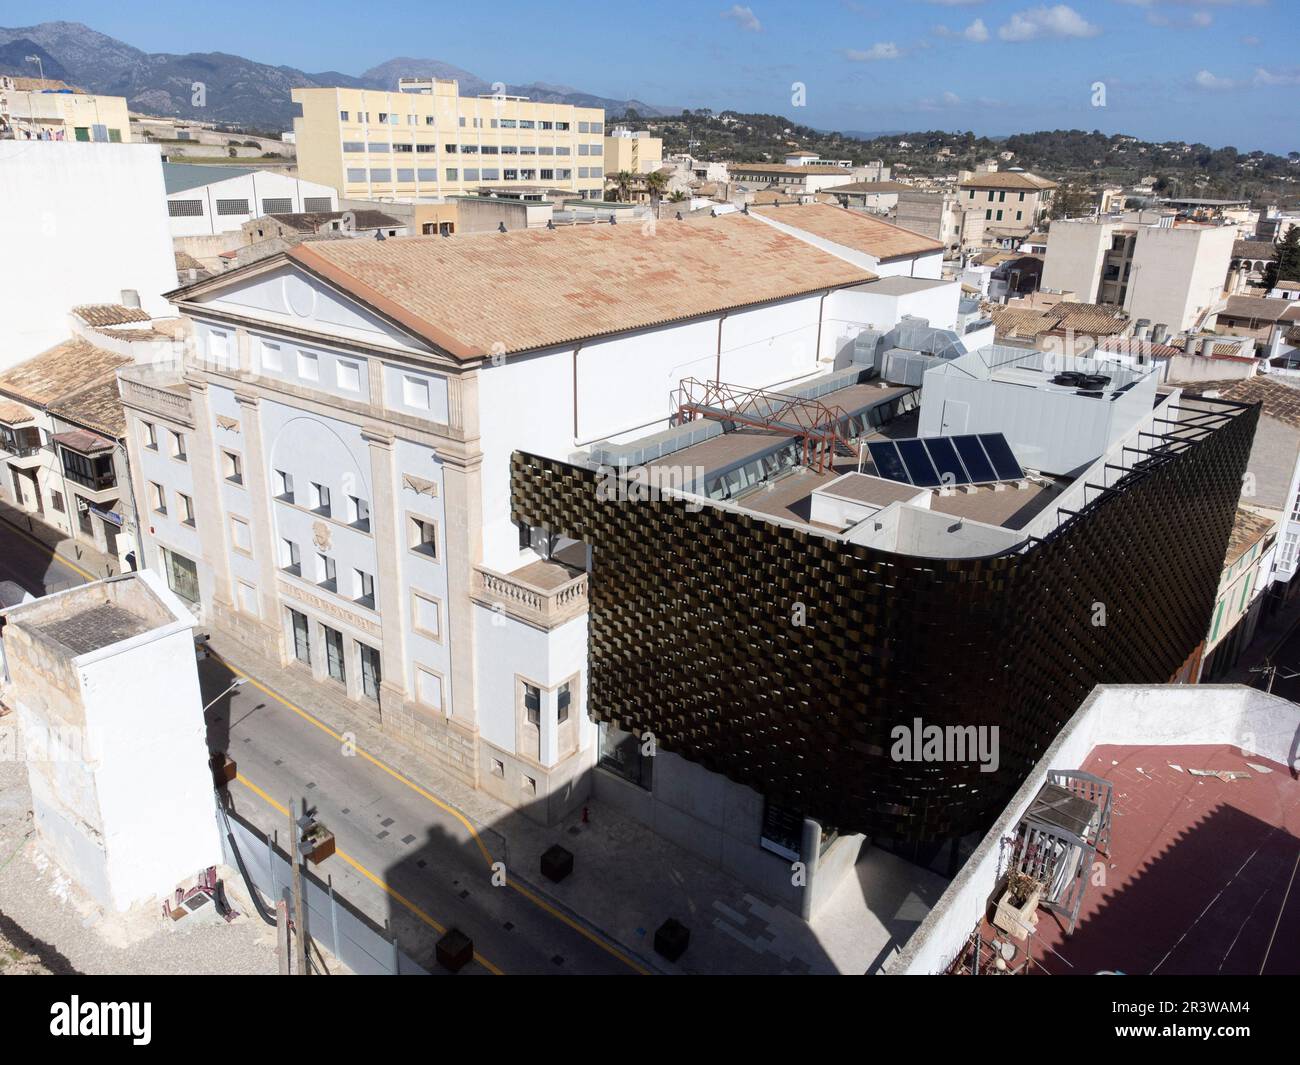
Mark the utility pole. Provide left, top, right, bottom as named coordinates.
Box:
left=289, top=798, right=308, bottom=975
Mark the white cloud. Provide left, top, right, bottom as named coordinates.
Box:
left=1241, top=34, right=1261, bottom=46
left=918, top=91, right=965, bottom=111
left=1254, top=67, right=1300, bottom=87
left=1194, top=69, right=1238, bottom=90
left=845, top=42, right=903, bottom=61
left=998, top=5, right=1101, bottom=41
left=720, top=4, right=762, bottom=31
left=936, top=18, right=990, bottom=42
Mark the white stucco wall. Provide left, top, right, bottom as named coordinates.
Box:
left=167, top=170, right=338, bottom=237
left=0, top=142, right=177, bottom=366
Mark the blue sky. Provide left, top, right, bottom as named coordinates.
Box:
left=14, top=1, right=1300, bottom=153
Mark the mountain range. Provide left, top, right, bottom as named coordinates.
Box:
left=0, top=21, right=676, bottom=131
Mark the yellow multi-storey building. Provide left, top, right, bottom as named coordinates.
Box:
left=292, top=78, right=607, bottom=201
left=0, top=80, right=131, bottom=142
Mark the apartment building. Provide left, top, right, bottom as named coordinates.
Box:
left=291, top=78, right=606, bottom=201
left=602, top=127, right=662, bottom=175
left=0, top=81, right=131, bottom=143
left=0, top=306, right=186, bottom=573
left=957, top=169, right=1057, bottom=243
left=728, top=162, right=858, bottom=195
left=1042, top=217, right=1237, bottom=334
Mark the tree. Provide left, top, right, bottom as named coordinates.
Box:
left=612, top=170, right=636, bottom=202
left=1266, top=228, right=1300, bottom=288
left=644, top=169, right=668, bottom=205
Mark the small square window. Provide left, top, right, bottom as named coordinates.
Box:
left=354, top=569, right=375, bottom=607
left=231, top=516, right=252, bottom=554
left=260, top=340, right=282, bottom=372
left=521, top=774, right=537, bottom=796
left=402, top=374, right=430, bottom=409
left=298, top=350, right=319, bottom=381
left=417, top=667, right=444, bottom=711
left=149, top=481, right=167, bottom=515
left=337, top=360, right=361, bottom=391
left=410, top=516, right=438, bottom=558
left=491, top=758, right=505, bottom=778
left=170, top=430, right=187, bottom=461
left=281, top=538, right=301, bottom=574
left=142, top=421, right=157, bottom=450
left=179, top=493, right=195, bottom=527
left=412, top=591, right=441, bottom=639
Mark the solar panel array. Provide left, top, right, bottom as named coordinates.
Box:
left=867, top=433, right=1024, bottom=488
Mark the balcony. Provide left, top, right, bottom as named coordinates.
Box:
left=118, top=370, right=193, bottom=426
left=472, top=561, right=589, bottom=630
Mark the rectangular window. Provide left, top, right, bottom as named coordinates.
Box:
left=340, top=110, right=349, bottom=121
left=178, top=492, right=195, bottom=527
left=149, top=481, right=167, bottom=515
left=343, top=141, right=365, bottom=153
left=369, top=169, right=391, bottom=182
left=463, top=168, right=479, bottom=182
left=142, top=421, right=158, bottom=450
left=165, top=550, right=200, bottom=603
left=169, top=429, right=187, bottom=461
left=348, top=495, right=370, bottom=531
left=261, top=197, right=292, bottom=214
left=50, top=490, right=64, bottom=514
left=396, top=168, right=414, bottom=182
left=168, top=200, right=204, bottom=217
left=275, top=469, right=294, bottom=502
left=316, top=552, right=337, bottom=590
left=410, top=516, right=438, bottom=558
left=359, top=643, right=382, bottom=700
left=290, top=609, right=311, bottom=664
left=280, top=538, right=301, bottom=574
left=310, top=482, right=331, bottom=516
left=323, top=625, right=346, bottom=684
left=304, top=196, right=332, bottom=212
left=446, top=168, right=459, bottom=181
left=222, top=450, right=243, bottom=484
left=346, top=168, right=366, bottom=182
left=353, top=569, right=375, bottom=608
left=297, top=350, right=319, bottom=381
left=558, top=682, right=571, bottom=723
left=524, top=683, right=541, bottom=726
left=216, top=199, right=251, bottom=216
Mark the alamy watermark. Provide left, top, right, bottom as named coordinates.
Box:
left=595, top=462, right=706, bottom=512
left=891, top=717, right=1000, bottom=773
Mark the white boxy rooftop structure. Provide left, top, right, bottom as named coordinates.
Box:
left=0, top=571, right=221, bottom=912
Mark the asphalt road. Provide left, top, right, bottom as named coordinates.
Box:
left=0, top=520, right=92, bottom=597
left=0, top=518, right=640, bottom=975
left=199, top=656, right=643, bottom=975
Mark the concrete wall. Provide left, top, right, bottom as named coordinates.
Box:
left=0, top=142, right=177, bottom=366
left=1040, top=219, right=1108, bottom=302
left=887, top=683, right=1300, bottom=975
left=166, top=170, right=339, bottom=237
left=1129, top=225, right=1235, bottom=333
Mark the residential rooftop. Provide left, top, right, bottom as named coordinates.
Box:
left=752, top=202, right=943, bottom=261
left=222, top=212, right=879, bottom=360
left=0, top=338, right=130, bottom=408
left=957, top=171, right=1057, bottom=191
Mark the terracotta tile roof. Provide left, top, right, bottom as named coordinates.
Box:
left=831, top=181, right=913, bottom=194
left=1232, top=240, right=1278, bottom=260
left=1223, top=295, right=1300, bottom=323
left=72, top=304, right=151, bottom=328
left=285, top=212, right=875, bottom=359
left=1276, top=280, right=1300, bottom=292
left=730, top=163, right=856, bottom=176
left=0, top=339, right=131, bottom=408
left=48, top=380, right=127, bottom=439
left=1179, top=375, right=1300, bottom=430
left=957, top=171, right=1057, bottom=191
left=1045, top=301, right=1130, bottom=336
left=0, top=399, right=37, bottom=426
left=51, top=427, right=115, bottom=455
left=1224, top=506, right=1275, bottom=567
left=988, top=305, right=1056, bottom=339
left=269, top=210, right=401, bottom=232
left=174, top=250, right=206, bottom=271
left=751, top=202, right=942, bottom=260
left=1095, top=337, right=1181, bottom=360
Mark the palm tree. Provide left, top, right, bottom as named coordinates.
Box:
left=613, top=170, right=636, bottom=202
left=668, top=190, right=687, bottom=203
left=644, top=169, right=668, bottom=206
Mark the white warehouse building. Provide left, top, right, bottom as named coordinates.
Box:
left=163, top=163, right=339, bottom=237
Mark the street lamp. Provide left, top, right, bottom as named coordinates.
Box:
left=202, top=676, right=247, bottom=713
left=24, top=55, right=44, bottom=83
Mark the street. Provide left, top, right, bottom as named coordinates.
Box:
left=0, top=517, right=640, bottom=975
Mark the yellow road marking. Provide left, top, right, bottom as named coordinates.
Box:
left=213, top=649, right=648, bottom=975
left=1, top=519, right=96, bottom=581
left=234, top=772, right=503, bottom=976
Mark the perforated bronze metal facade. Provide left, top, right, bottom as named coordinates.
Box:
left=510, top=399, right=1258, bottom=841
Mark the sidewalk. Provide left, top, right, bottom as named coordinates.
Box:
left=207, top=631, right=942, bottom=974
left=0, top=498, right=119, bottom=581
